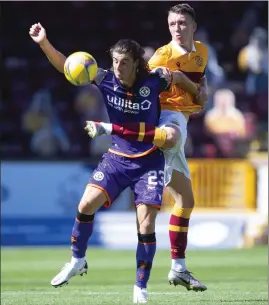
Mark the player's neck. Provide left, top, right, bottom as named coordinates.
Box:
left=119, top=74, right=136, bottom=88
left=174, top=39, right=194, bottom=53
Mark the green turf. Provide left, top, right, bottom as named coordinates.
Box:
left=1, top=247, right=268, bottom=305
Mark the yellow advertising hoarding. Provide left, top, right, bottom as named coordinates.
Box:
left=162, top=160, right=256, bottom=210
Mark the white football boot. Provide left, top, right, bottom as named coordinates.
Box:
left=168, top=269, right=207, bottom=292
left=51, top=260, right=88, bottom=288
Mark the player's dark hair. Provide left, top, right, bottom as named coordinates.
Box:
left=110, top=39, right=150, bottom=77
left=168, top=3, right=195, bottom=21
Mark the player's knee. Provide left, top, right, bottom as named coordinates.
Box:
left=137, top=205, right=158, bottom=233
left=138, top=215, right=156, bottom=234
left=172, top=189, right=194, bottom=208
left=139, top=221, right=155, bottom=234
left=175, top=196, right=195, bottom=208
left=78, top=200, right=96, bottom=215
left=187, top=195, right=195, bottom=208
left=179, top=188, right=195, bottom=208
left=78, top=186, right=107, bottom=214
left=167, top=172, right=195, bottom=208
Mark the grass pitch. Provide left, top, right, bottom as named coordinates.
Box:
left=1, top=246, right=267, bottom=305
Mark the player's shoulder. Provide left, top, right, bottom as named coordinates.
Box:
left=149, top=43, right=173, bottom=68
left=149, top=67, right=172, bottom=90
left=194, top=41, right=208, bottom=54
left=97, top=67, right=109, bottom=77
left=149, top=67, right=163, bottom=79
left=153, top=43, right=173, bottom=58
left=94, top=68, right=110, bottom=85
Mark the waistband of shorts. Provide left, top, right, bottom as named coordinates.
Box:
left=108, top=146, right=159, bottom=159
left=107, top=147, right=161, bottom=160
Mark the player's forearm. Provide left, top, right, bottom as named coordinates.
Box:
left=88, top=122, right=167, bottom=147
left=172, top=71, right=199, bottom=96
left=112, top=123, right=167, bottom=147
left=199, top=76, right=208, bottom=96
left=39, top=39, right=66, bottom=73
left=193, top=76, right=209, bottom=107
left=199, top=76, right=209, bottom=103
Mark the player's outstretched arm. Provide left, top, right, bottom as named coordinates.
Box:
left=29, top=23, right=66, bottom=73
left=172, top=70, right=208, bottom=107
left=172, top=71, right=199, bottom=97
left=153, top=67, right=199, bottom=98
left=85, top=121, right=169, bottom=148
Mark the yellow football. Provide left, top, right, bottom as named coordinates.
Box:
left=64, top=52, right=98, bottom=86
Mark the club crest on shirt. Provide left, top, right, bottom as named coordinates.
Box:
left=194, top=56, right=203, bottom=67
left=139, top=86, right=150, bottom=97
left=93, top=171, right=104, bottom=181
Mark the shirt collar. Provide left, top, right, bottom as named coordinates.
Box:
left=171, top=40, right=196, bottom=54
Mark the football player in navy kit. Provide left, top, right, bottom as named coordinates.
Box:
left=29, top=23, right=200, bottom=303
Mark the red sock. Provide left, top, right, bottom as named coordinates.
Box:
left=169, top=206, right=193, bottom=259
left=111, top=122, right=166, bottom=147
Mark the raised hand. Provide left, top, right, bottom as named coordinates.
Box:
left=29, top=22, right=47, bottom=44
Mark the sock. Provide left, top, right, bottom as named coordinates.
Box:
left=171, top=258, right=187, bottom=272
left=100, top=122, right=112, bottom=135
left=169, top=206, right=193, bottom=263
left=71, top=210, right=94, bottom=259
left=136, top=233, right=156, bottom=288
left=70, top=255, right=86, bottom=269
left=107, top=122, right=167, bottom=147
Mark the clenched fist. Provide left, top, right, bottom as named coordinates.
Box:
left=29, top=22, right=47, bottom=44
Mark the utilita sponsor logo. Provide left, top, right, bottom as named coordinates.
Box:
left=107, top=95, right=151, bottom=114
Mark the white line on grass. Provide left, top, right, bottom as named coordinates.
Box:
left=2, top=291, right=267, bottom=296
left=1, top=292, right=187, bottom=296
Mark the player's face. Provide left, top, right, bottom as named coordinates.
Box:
left=112, top=52, right=138, bottom=84
left=168, top=12, right=196, bottom=46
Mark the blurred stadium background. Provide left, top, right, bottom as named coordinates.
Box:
left=1, top=2, right=268, bottom=305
